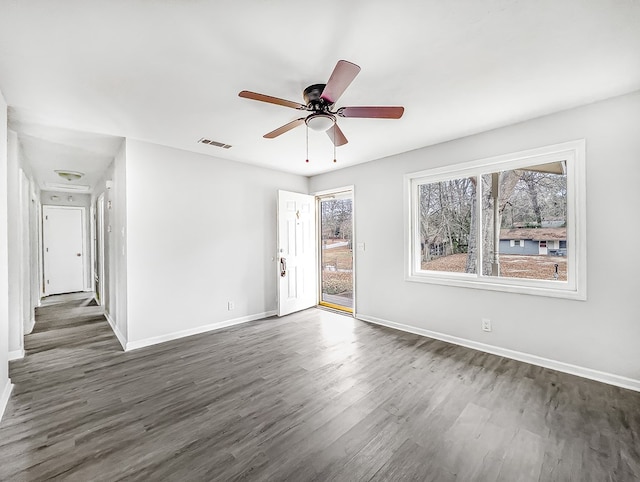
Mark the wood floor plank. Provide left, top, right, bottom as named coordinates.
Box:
left=1, top=293, right=639, bottom=481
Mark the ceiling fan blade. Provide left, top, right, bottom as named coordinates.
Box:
left=320, top=60, right=361, bottom=105
left=239, top=90, right=306, bottom=110
left=337, top=106, right=404, bottom=119
left=326, top=124, right=348, bottom=146
left=264, top=118, right=306, bottom=138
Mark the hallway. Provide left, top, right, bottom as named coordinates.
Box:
left=1, top=294, right=639, bottom=480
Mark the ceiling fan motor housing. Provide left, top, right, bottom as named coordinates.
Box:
left=303, top=83, right=330, bottom=108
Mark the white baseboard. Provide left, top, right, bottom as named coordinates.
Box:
left=125, top=311, right=277, bottom=352
left=25, top=316, right=35, bottom=335
left=8, top=349, right=25, bottom=361
left=0, top=381, right=14, bottom=421
left=356, top=313, right=640, bottom=393
left=104, top=312, right=127, bottom=351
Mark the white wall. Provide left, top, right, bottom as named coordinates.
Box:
left=0, top=89, right=12, bottom=419
left=91, top=140, right=127, bottom=344
left=41, top=191, right=90, bottom=207
left=6, top=131, right=21, bottom=355
left=92, top=162, right=114, bottom=324
left=124, top=140, right=308, bottom=345
left=6, top=131, right=40, bottom=356
left=310, top=90, right=640, bottom=386
left=112, top=141, right=127, bottom=340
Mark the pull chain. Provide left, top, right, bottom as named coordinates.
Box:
left=333, top=125, right=337, bottom=163
left=305, top=124, right=309, bottom=163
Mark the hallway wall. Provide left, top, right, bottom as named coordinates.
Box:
left=0, top=89, right=11, bottom=419
left=309, top=90, right=640, bottom=389
left=7, top=131, right=39, bottom=358
left=124, top=140, right=308, bottom=346
left=91, top=140, right=127, bottom=345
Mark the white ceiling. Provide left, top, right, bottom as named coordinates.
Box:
left=1, top=0, right=639, bottom=185
left=10, top=109, right=123, bottom=191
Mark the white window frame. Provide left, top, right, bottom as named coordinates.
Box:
left=404, top=140, right=586, bottom=300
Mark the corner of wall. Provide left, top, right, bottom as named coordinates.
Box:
left=113, top=139, right=128, bottom=341
left=0, top=88, right=12, bottom=419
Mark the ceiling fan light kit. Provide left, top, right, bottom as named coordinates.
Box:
left=305, top=113, right=335, bottom=131
left=55, top=170, right=84, bottom=181
left=239, top=59, right=404, bottom=163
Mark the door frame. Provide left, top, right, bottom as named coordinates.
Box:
left=15, top=169, right=29, bottom=350
left=95, top=193, right=106, bottom=305
left=314, top=186, right=356, bottom=316
left=42, top=205, right=88, bottom=296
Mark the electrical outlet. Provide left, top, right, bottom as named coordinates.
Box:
left=227, top=301, right=235, bottom=311
left=481, top=318, right=492, bottom=332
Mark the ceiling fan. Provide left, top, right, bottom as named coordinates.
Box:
left=239, top=60, right=404, bottom=147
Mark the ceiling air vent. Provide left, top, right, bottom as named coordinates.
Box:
left=198, top=138, right=232, bottom=149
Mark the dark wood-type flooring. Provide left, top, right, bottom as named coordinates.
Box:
left=1, top=293, right=639, bottom=481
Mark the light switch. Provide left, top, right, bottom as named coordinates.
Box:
left=357, top=242, right=365, bottom=252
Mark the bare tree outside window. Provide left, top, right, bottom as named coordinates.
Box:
left=419, top=177, right=475, bottom=273
left=418, top=164, right=567, bottom=281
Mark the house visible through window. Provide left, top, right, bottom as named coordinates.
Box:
left=405, top=140, right=586, bottom=299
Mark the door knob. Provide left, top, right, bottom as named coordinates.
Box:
left=76, top=253, right=82, bottom=257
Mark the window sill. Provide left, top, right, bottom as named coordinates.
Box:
left=405, top=271, right=586, bottom=301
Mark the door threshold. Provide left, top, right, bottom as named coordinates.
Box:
left=318, top=302, right=353, bottom=314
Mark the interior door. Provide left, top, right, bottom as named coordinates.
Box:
left=277, top=190, right=316, bottom=316
left=43, top=206, right=85, bottom=295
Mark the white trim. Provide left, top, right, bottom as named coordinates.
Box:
left=38, top=200, right=45, bottom=298
left=95, top=193, right=105, bottom=307
left=81, top=206, right=88, bottom=290
left=356, top=313, right=640, bottom=393
left=351, top=186, right=357, bottom=316
left=18, top=169, right=29, bottom=349
left=312, top=185, right=355, bottom=198
left=314, top=185, right=356, bottom=316
left=0, top=381, right=14, bottom=421
left=26, top=315, right=35, bottom=334
left=105, top=311, right=127, bottom=351
left=404, top=139, right=586, bottom=300
left=8, top=349, right=25, bottom=361
left=125, top=311, right=277, bottom=352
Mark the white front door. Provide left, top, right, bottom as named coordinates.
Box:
left=277, top=190, right=316, bottom=316
left=43, top=206, right=85, bottom=295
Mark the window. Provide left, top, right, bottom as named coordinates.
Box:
left=405, top=140, right=586, bottom=299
